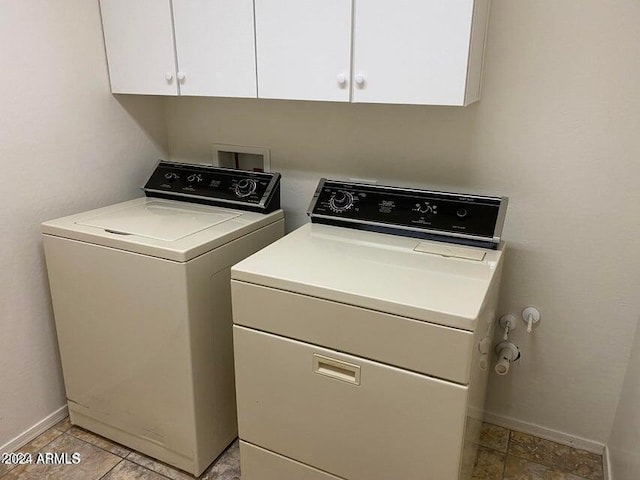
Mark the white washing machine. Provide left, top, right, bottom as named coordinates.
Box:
left=231, top=179, right=508, bottom=480
left=42, top=161, right=284, bottom=475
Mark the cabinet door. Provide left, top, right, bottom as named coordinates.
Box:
left=172, top=0, right=257, bottom=97
left=100, top=0, right=178, bottom=95
left=352, top=0, right=475, bottom=106
left=255, top=0, right=352, bottom=102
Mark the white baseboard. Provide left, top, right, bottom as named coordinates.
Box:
left=603, top=445, right=613, bottom=480
left=483, top=411, right=605, bottom=454
left=0, top=405, right=68, bottom=454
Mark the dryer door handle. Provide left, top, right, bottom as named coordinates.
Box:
left=313, top=354, right=361, bottom=386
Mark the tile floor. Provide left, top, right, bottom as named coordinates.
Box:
left=0, top=417, right=239, bottom=480
left=473, top=423, right=604, bottom=480
left=0, top=418, right=603, bottom=480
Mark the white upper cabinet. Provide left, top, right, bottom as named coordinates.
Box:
left=254, top=0, right=352, bottom=102
left=254, top=0, right=489, bottom=105
left=100, top=0, right=178, bottom=95
left=100, top=0, right=257, bottom=98
left=352, top=0, right=489, bottom=106
left=172, top=0, right=256, bottom=97
left=100, top=0, right=490, bottom=105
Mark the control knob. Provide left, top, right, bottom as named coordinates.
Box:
left=235, top=178, right=257, bottom=198
left=329, top=191, right=354, bottom=212
left=187, top=173, right=203, bottom=184
left=416, top=202, right=437, bottom=215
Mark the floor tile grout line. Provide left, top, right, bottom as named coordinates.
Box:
left=55, top=419, right=194, bottom=479
left=0, top=429, right=68, bottom=480
left=507, top=427, right=602, bottom=458
left=17, top=428, right=63, bottom=454
left=62, top=430, right=130, bottom=459
left=52, top=425, right=72, bottom=434
left=97, top=458, right=124, bottom=480
left=501, top=428, right=512, bottom=480
left=61, top=429, right=195, bottom=480
left=121, top=452, right=196, bottom=480
left=97, top=457, right=181, bottom=480
left=504, top=429, right=595, bottom=480
left=0, top=463, right=17, bottom=479
left=59, top=425, right=195, bottom=480
left=504, top=449, right=594, bottom=480
left=0, top=466, right=14, bottom=480
left=505, top=429, right=602, bottom=480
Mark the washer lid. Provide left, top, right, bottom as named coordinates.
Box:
left=42, top=197, right=284, bottom=262
left=75, top=200, right=240, bottom=242
left=231, top=223, right=504, bottom=331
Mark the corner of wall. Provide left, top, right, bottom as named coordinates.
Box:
left=603, top=445, right=613, bottom=480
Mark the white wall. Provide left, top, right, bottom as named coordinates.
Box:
left=608, top=317, right=640, bottom=480
left=0, top=1, right=167, bottom=448
left=166, top=0, right=640, bottom=445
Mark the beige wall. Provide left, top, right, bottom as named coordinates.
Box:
left=0, top=1, right=167, bottom=449
left=476, top=0, right=640, bottom=447
left=166, top=0, right=640, bottom=445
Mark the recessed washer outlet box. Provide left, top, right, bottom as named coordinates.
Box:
left=211, top=143, right=271, bottom=172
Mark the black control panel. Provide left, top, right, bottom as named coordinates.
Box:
left=308, top=179, right=508, bottom=249
left=143, top=161, right=281, bottom=213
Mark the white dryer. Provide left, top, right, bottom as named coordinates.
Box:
left=42, top=161, right=284, bottom=476
left=231, top=179, right=508, bottom=480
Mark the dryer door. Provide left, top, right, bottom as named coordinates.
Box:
left=234, top=325, right=468, bottom=480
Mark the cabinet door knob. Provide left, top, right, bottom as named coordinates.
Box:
left=355, top=74, right=365, bottom=87
left=177, top=72, right=186, bottom=81
left=165, top=72, right=174, bottom=81
left=336, top=73, right=347, bottom=86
